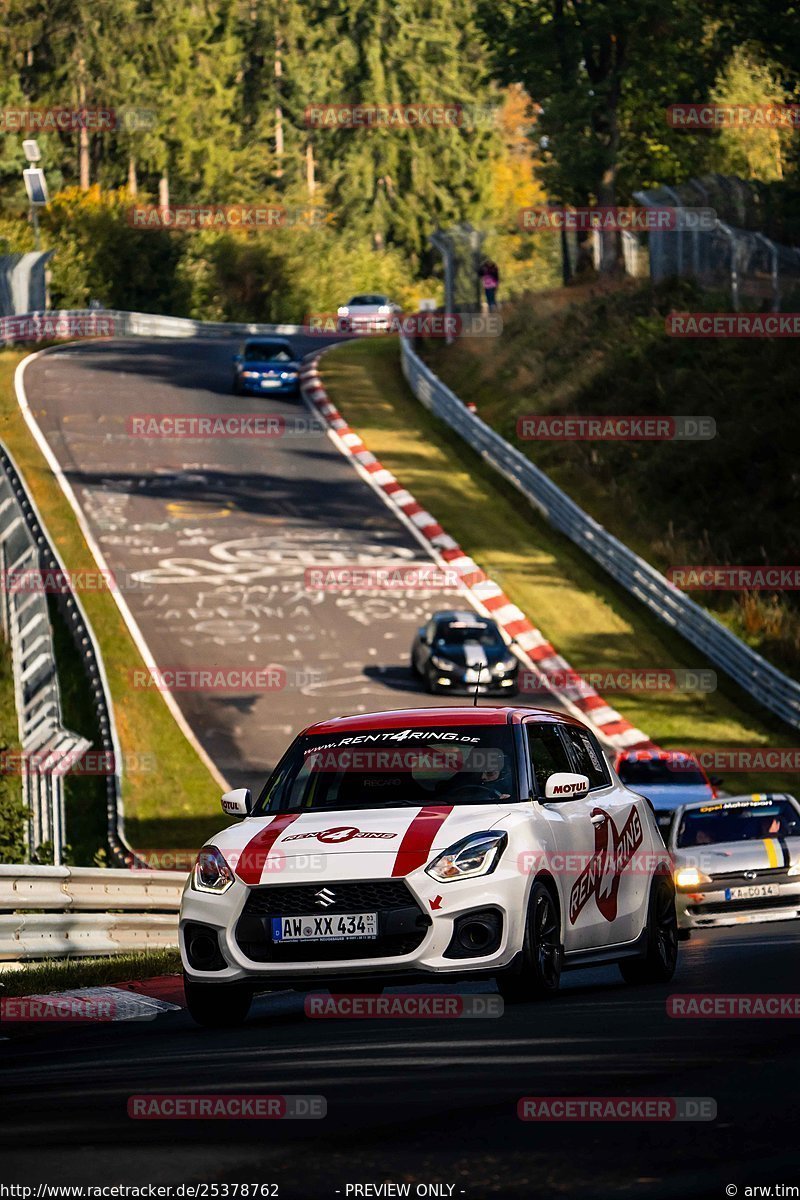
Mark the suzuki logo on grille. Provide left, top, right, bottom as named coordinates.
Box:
left=315, top=887, right=336, bottom=908
left=744, top=870, right=757, bottom=880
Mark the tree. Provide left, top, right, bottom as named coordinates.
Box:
left=478, top=0, right=726, bottom=270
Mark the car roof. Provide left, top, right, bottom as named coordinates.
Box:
left=242, top=337, right=293, bottom=349
left=302, top=706, right=587, bottom=736
left=430, top=610, right=496, bottom=625
left=617, top=749, right=698, bottom=764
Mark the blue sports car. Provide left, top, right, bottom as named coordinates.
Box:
left=232, top=338, right=301, bottom=397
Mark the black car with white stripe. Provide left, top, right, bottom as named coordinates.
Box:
left=410, top=610, right=519, bottom=696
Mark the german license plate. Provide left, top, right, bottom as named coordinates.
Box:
left=725, top=884, right=779, bottom=900
left=260, top=378, right=280, bottom=387
left=271, top=913, right=378, bottom=942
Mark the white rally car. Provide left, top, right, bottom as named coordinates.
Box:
left=179, top=707, right=677, bottom=1026
left=671, top=793, right=800, bottom=931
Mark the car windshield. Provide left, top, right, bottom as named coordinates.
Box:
left=676, top=799, right=800, bottom=847
left=348, top=295, right=387, bottom=306
left=619, top=758, right=707, bottom=787
left=254, top=725, right=518, bottom=812
left=435, top=621, right=504, bottom=648
left=243, top=342, right=293, bottom=362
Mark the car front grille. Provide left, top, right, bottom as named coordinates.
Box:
left=235, top=879, right=431, bottom=963
left=688, top=894, right=798, bottom=916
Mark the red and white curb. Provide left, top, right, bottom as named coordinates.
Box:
left=0, top=977, right=184, bottom=1028
left=300, top=357, right=655, bottom=754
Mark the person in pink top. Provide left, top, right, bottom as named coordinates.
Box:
left=479, top=259, right=500, bottom=310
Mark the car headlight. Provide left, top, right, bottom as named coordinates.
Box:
left=674, top=866, right=713, bottom=890
left=280, top=371, right=298, bottom=380
left=494, top=657, right=517, bottom=675
left=788, top=863, right=800, bottom=877
left=378, top=305, right=391, bottom=313
left=241, top=370, right=259, bottom=379
left=430, top=655, right=456, bottom=671
left=337, top=306, right=349, bottom=316
left=192, top=845, right=235, bottom=894
left=426, top=831, right=507, bottom=882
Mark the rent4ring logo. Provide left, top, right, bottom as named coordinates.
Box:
left=569, top=807, right=645, bottom=924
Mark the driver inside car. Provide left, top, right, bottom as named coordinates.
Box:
left=436, top=749, right=513, bottom=801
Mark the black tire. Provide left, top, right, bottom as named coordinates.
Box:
left=497, top=880, right=563, bottom=1003
left=619, top=872, right=678, bottom=985
left=183, top=973, right=253, bottom=1028
left=232, top=376, right=243, bottom=395
left=424, top=667, right=439, bottom=695
left=410, top=653, right=422, bottom=679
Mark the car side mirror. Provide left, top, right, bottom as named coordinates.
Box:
left=233, top=354, right=243, bottom=365
left=543, top=772, right=590, bottom=801
left=221, top=787, right=251, bottom=817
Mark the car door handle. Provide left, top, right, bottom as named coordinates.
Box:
left=590, top=813, right=605, bottom=825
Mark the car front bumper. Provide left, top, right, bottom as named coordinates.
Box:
left=677, top=880, right=800, bottom=928
left=237, top=374, right=299, bottom=394
left=180, top=862, right=528, bottom=986
left=429, top=669, right=518, bottom=695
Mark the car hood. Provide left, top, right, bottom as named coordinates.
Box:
left=431, top=642, right=509, bottom=669
left=628, top=784, right=714, bottom=811
left=673, top=835, right=800, bottom=875
left=211, top=804, right=514, bottom=885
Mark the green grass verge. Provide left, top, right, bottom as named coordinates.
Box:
left=320, top=337, right=796, bottom=796
left=0, top=948, right=181, bottom=996
left=0, top=634, right=26, bottom=862
left=423, top=278, right=800, bottom=678
left=0, top=348, right=221, bottom=853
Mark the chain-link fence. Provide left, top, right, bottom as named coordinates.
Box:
left=633, top=175, right=800, bottom=310
left=429, top=224, right=486, bottom=314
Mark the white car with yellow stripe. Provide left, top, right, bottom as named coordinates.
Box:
left=671, top=794, right=800, bottom=930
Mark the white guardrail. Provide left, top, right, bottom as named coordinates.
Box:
left=0, top=865, right=185, bottom=959
left=399, top=337, right=800, bottom=732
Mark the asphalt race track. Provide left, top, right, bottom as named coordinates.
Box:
left=21, top=334, right=508, bottom=791
left=7, top=336, right=800, bottom=1198
left=2, top=924, right=800, bottom=1196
